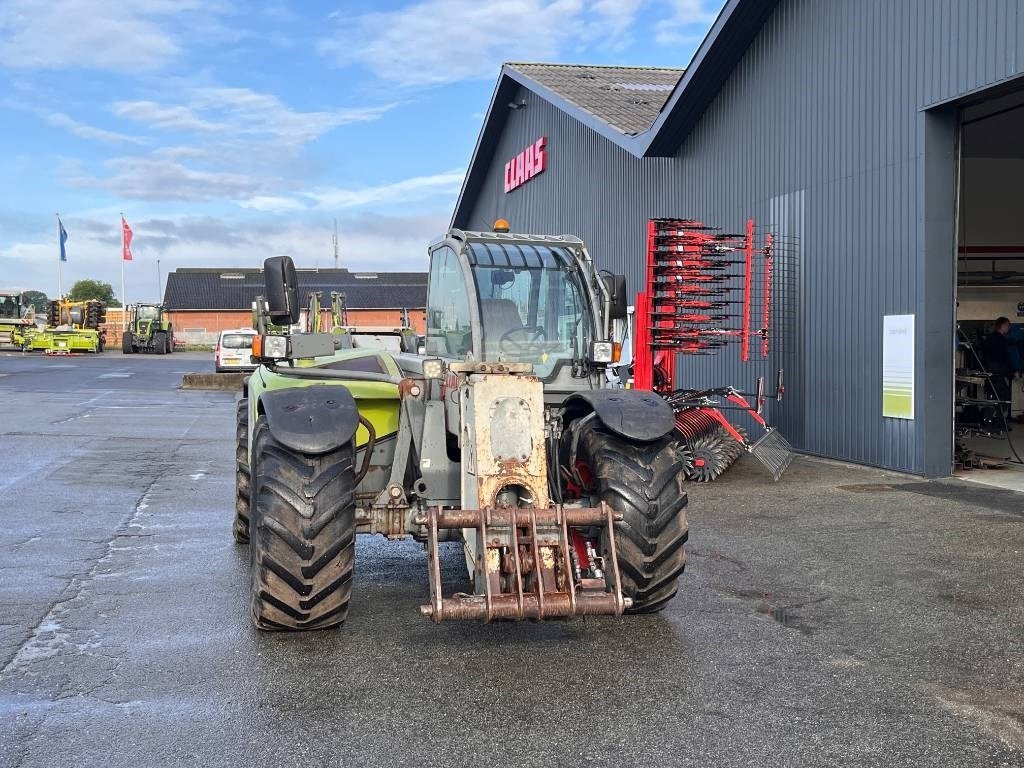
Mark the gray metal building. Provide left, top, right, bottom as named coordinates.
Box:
left=452, top=0, right=1024, bottom=477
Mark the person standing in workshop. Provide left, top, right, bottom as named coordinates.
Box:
left=981, top=316, right=1016, bottom=415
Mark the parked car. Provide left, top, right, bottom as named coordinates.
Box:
left=215, top=328, right=258, bottom=372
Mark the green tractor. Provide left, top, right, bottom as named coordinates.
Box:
left=0, top=291, right=36, bottom=349
left=235, top=230, right=689, bottom=630
left=122, top=303, right=174, bottom=354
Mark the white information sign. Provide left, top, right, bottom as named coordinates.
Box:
left=882, top=314, right=914, bottom=419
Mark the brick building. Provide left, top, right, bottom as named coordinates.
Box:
left=163, top=267, right=427, bottom=345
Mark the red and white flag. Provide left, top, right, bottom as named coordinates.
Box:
left=121, top=216, right=133, bottom=261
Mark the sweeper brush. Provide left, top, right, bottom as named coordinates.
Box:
left=684, top=432, right=731, bottom=482
left=674, top=409, right=744, bottom=482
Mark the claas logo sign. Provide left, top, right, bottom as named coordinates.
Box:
left=504, top=137, right=547, bottom=193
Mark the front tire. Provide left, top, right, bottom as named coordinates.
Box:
left=249, top=416, right=356, bottom=630
left=121, top=332, right=133, bottom=354
left=233, top=399, right=250, bottom=543
left=577, top=426, right=689, bottom=613
left=153, top=331, right=167, bottom=354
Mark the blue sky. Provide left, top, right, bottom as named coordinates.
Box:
left=0, top=0, right=723, bottom=303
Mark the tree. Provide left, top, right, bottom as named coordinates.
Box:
left=69, top=279, right=120, bottom=307
left=20, top=290, right=49, bottom=312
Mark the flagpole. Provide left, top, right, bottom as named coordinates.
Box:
left=120, top=212, right=127, bottom=336
left=56, top=213, right=62, bottom=299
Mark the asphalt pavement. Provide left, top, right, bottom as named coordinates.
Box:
left=0, top=350, right=1022, bottom=767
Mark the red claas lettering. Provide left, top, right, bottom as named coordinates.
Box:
left=504, top=136, right=548, bottom=192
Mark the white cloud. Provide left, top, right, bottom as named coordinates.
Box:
left=67, top=87, right=398, bottom=204
left=46, top=112, right=148, bottom=146
left=112, top=101, right=223, bottom=133
left=306, top=170, right=466, bottom=210
left=317, top=0, right=646, bottom=87
left=0, top=0, right=213, bottom=71
left=238, top=196, right=307, bottom=213
left=654, top=0, right=720, bottom=47
left=234, top=169, right=466, bottom=213
left=112, top=87, right=395, bottom=147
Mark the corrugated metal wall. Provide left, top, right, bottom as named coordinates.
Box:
left=461, top=0, right=1024, bottom=475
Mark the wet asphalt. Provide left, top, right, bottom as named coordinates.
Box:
left=0, top=350, right=1022, bottom=767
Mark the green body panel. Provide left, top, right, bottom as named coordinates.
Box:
left=247, top=348, right=402, bottom=450
left=0, top=320, right=35, bottom=346
left=26, top=328, right=100, bottom=353
left=133, top=318, right=171, bottom=336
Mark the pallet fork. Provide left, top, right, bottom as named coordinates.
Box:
left=418, top=503, right=630, bottom=622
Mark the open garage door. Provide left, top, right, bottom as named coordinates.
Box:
left=955, top=83, right=1024, bottom=489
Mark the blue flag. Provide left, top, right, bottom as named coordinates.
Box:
left=58, top=218, right=68, bottom=262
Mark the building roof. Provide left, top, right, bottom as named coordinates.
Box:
left=452, top=0, right=780, bottom=227
left=505, top=63, right=683, bottom=136
left=163, top=267, right=427, bottom=311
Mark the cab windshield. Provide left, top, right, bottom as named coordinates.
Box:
left=136, top=306, right=160, bottom=321
left=470, top=243, right=593, bottom=378
left=0, top=296, right=20, bottom=319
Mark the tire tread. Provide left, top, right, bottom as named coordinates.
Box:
left=249, top=416, right=356, bottom=630
left=579, top=427, right=689, bottom=613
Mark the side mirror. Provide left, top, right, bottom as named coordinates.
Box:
left=603, top=274, right=628, bottom=320
left=264, top=256, right=300, bottom=325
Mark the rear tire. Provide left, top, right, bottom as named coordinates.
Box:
left=153, top=331, right=167, bottom=354
left=233, top=399, right=251, bottom=543
left=249, top=416, right=356, bottom=630
left=578, top=426, right=689, bottom=613
left=166, top=328, right=174, bottom=353
left=121, top=332, right=133, bottom=354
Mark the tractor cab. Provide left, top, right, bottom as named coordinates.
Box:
left=132, top=304, right=162, bottom=336
left=0, top=292, right=22, bottom=320
left=0, top=291, right=34, bottom=348
left=134, top=303, right=162, bottom=326
left=425, top=230, right=626, bottom=387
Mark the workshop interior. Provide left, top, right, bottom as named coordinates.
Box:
left=955, top=85, right=1024, bottom=490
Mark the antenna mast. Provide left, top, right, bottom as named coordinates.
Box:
left=333, top=219, right=339, bottom=270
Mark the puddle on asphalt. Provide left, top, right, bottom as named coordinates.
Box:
left=755, top=603, right=815, bottom=635
left=717, top=584, right=824, bottom=635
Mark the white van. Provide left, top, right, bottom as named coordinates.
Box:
left=215, top=328, right=258, bottom=372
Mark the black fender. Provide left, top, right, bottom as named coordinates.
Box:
left=564, top=389, right=675, bottom=442
left=259, top=384, right=360, bottom=455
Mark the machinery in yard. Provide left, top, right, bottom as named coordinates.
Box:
left=0, top=291, right=37, bottom=349
left=306, top=289, right=419, bottom=353
left=234, top=230, right=690, bottom=630
left=633, top=217, right=794, bottom=482
left=23, top=299, right=106, bottom=353
left=121, top=303, right=174, bottom=354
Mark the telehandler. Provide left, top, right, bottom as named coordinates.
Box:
left=235, top=230, right=689, bottom=629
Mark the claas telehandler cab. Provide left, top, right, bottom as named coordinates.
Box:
left=236, top=229, right=689, bottom=629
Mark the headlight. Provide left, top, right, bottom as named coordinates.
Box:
left=254, top=334, right=288, bottom=359
left=422, top=358, right=444, bottom=379
left=590, top=341, right=613, bottom=363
